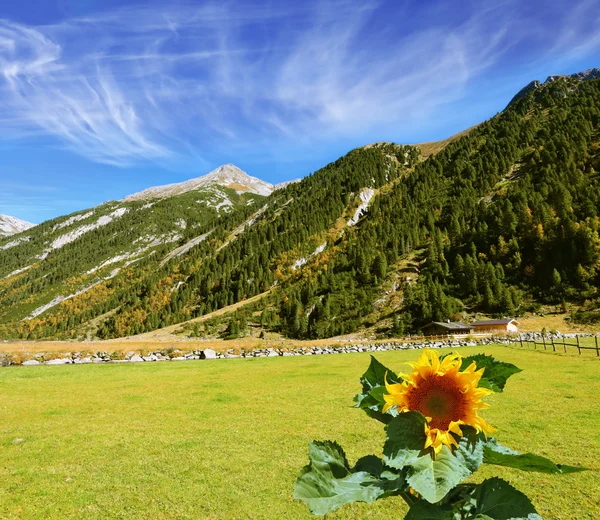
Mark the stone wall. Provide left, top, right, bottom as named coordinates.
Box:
left=1, top=332, right=595, bottom=367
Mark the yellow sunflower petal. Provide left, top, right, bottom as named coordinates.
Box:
left=382, top=349, right=495, bottom=454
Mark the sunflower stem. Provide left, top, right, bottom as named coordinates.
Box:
left=399, top=491, right=416, bottom=507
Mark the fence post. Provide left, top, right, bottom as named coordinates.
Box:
left=563, top=339, right=567, bottom=353
left=519, top=336, right=523, bottom=348
left=542, top=335, right=547, bottom=350
left=551, top=337, right=555, bottom=352
left=576, top=336, right=581, bottom=355
left=596, top=335, right=599, bottom=357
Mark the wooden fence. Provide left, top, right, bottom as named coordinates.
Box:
left=519, top=335, right=600, bottom=356
left=385, top=332, right=600, bottom=356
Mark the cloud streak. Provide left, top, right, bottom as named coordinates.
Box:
left=0, top=0, right=597, bottom=167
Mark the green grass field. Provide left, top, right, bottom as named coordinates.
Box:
left=1, top=346, right=599, bottom=519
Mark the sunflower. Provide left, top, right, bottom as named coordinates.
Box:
left=383, top=348, right=494, bottom=455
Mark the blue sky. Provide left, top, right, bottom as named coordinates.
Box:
left=0, top=0, right=599, bottom=223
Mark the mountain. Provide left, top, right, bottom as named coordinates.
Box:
left=124, top=164, right=275, bottom=201
left=1, top=70, right=600, bottom=341
left=507, top=67, right=600, bottom=107
left=0, top=214, right=35, bottom=237
left=0, top=164, right=270, bottom=330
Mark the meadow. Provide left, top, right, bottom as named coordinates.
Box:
left=0, top=346, right=598, bottom=519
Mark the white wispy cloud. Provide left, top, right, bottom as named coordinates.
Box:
left=550, top=0, right=600, bottom=59
left=0, top=0, right=597, bottom=167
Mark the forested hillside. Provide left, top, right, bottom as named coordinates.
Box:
left=272, top=73, right=600, bottom=338
left=2, top=70, right=600, bottom=340
left=0, top=174, right=268, bottom=338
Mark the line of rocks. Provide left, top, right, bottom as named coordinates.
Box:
left=3, top=333, right=594, bottom=367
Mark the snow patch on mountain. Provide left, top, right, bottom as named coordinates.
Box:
left=86, top=252, right=136, bottom=275
left=161, top=230, right=213, bottom=265
left=2, top=264, right=32, bottom=280
left=0, top=214, right=35, bottom=237
left=195, top=186, right=237, bottom=214
left=347, top=188, right=375, bottom=226
left=217, top=204, right=268, bottom=252
left=0, top=236, right=30, bottom=250
left=28, top=284, right=100, bottom=319
left=27, top=267, right=124, bottom=319
left=214, top=199, right=233, bottom=213
left=53, top=211, right=94, bottom=231
left=48, top=208, right=129, bottom=251
left=86, top=250, right=151, bottom=276
left=314, top=242, right=327, bottom=255
left=292, top=242, right=327, bottom=271
left=292, top=257, right=307, bottom=270
left=274, top=179, right=301, bottom=190
left=84, top=232, right=185, bottom=273
left=133, top=232, right=181, bottom=248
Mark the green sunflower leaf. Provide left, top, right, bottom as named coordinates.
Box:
left=293, top=440, right=407, bottom=516
left=404, top=478, right=542, bottom=520
left=457, top=426, right=484, bottom=473
left=406, top=445, right=475, bottom=504
left=404, top=499, right=453, bottom=519
left=482, top=438, right=586, bottom=474
left=383, top=413, right=484, bottom=503
left=354, top=355, right=401, bottom=424
left=460, top=354, right=522, bottom=392
left=472, top=477, right=542, bottom=519
left=383, top=412, right=427, bottom=469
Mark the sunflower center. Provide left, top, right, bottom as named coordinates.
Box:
left=406, top=374, right=465, bottom=430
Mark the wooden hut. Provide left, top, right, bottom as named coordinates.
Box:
left=422, top=321, right=474, bottom=336
left=471, top=318, right=519, bottom=333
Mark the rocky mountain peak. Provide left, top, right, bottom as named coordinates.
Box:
left=507, top=68, right=600, bottom=109
left=0, top=214, right=35, bottom=237
left=124, top=164, right=274, bottom=201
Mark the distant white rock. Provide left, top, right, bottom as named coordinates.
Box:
left=274, top=179, right=301, bottom=190
left=161, top=230, right=213, bottom=265
left=26, top=279, right=103, bottom=319
left=292, top=257, right=307, bottom=270
left=53, top=211, right=94, bottom=232
left=0, top=214, right=35, bottom=237
left=26, top=265, right=123, bottom=319
left=202, top=349, right=217, bottom=359
left=0, top=236, right=31, bottom=251
left=46, top=358, right=71, bottom=365
left=2, top=264, right=32, bottom=280
left=347, top=188, right=375, bottom=227
left=48, top=207, right=129, bottom=251
left=124, top=164, right=275, bottom=201
left=314, top=242, right=327, bottom=255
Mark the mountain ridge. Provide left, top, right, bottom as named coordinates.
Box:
left=0, top=214, right=35, bottom=237
left=1, top=70, right=600, bottom=342
left=507, top=67, right=600, bottom=107
left=124, top=164, right=275, bottom=201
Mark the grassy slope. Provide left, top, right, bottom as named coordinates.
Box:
left=0, top=346, right=598, bottom=519
left=413, top=126, right=476, bottom=159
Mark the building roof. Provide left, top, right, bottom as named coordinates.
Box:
left=471, top=319, right=519, bottom=326
left=422, top=321, right=473, bottom=331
